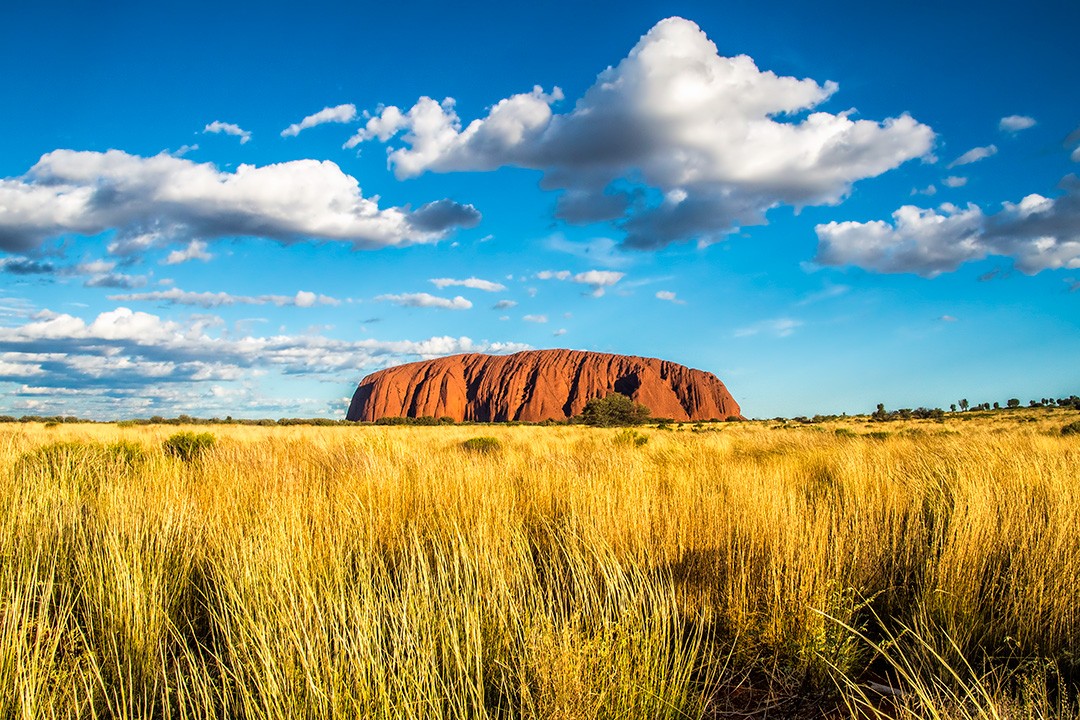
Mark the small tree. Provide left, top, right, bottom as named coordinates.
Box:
left=959, top=399, right=969, bottom=411
left=580, top=394, right=651, bottom=427
left=1007, top=398, right=1020, bottom=408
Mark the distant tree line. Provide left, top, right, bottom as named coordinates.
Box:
left=1, top=393, right=1077, bottom=426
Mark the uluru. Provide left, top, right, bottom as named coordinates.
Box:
left=347, top=349, right=741, bottom=423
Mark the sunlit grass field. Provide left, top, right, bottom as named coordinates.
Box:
left=2, top=412, right=1078, bottom=718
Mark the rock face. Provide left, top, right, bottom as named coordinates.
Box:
left=347, top=349, right=741, bottom=422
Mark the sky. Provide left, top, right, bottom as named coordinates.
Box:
left=1, top=0, right=1078, bottom=420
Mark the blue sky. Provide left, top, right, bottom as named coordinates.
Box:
left=1, top=0, right=1078, bottom=419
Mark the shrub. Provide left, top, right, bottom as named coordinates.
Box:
left=107, top=440, right=147, bottom=469
left=580, top=394, right=651, bottom=427
left=1061, top=421, right=1080, bottom=436
left=461, top=436, right=501, bottom=454
left=613, top=429, right=649, bottom=447
left=163, top=432, right=215, bottom=462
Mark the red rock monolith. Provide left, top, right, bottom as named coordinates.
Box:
left=346, top=349, right=741, bottom=422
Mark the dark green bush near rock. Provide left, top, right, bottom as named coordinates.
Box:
left=461, top=436, right=501, bottom=454
left=579, top=394, right=651, bottom=427
left=163, top=432, right=215, bottom=462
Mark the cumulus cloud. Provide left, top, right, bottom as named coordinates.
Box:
left=352, top=17, right=933, bottom=249
left=430, top=276, right=507, bottom=292
left=281, top=104, right=358, bottom=137
left=948, top=144, right=997, bottom=168
left=553, top=328, right=567, bottom=336
left=107, top=287, right=342, bottom=308
left=943, top=176, right=968, bottom=188
left=203, top=121, right=251, bottom=144
left=536, top=268, right=625, bottom=295
left=162, top=240, right=213, bottom=265
left=492, top=299, right=517, bottom=309
left=523, top=314, right=548, bottom=323
left=375, top=292, right=472, bottom=310
left=999, top=115, right=1036, bottom=132
left=0, top=149, right=480, bottom=254
left=815, top=178, right=1080, bottom=276
left=0, top=307, right=530, bottom=416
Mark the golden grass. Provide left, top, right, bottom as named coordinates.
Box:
left=1, top=412, right=1078, bottom=718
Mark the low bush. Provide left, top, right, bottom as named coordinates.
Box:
left=163, top=432, right=215, bottom=462
left=613, top=429, right=649, bottom=447
left=579, top=394, right=651, bottom=427
left=1062, top=420, right=1080, bottom=436
left=461, top=436, right=501, bottom=454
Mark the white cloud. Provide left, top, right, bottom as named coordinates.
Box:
left=912, top=184, right=937, bottom=196
left=429, top=276, right=507, bottom=292
left=948, top=144, right=997, bottom=168
left=536, top=270, right=571, bottom=281
left=943, top=176, right=967, bottom=188
left=815, top=178, right=1080, bottom=275
left=352, top=17, right=933, bottom=249
left=553, top=328, right=567, bottom=336
left=203, top=121, right=252, bottom=144
left=939, top=315, right=958, bottom=322
left=536, top=268, right=625, bottom=295
left=734, top=318, right=802, bottom=338
left=523, top=314, right=548, bottom=323
left=375, top=292, right=472, bottom=310
left=0, top=306, right=531, bottom=417
left=107, top=287, right=342, bottom=308
left=162, top=240, right=213, bottom=265
left=492, top=299, right=517, bottom=309
left=73, top=259, right=116, bottom=275
left=999, top=115, right=1036, bottom=132
left=815, top=203, right=985, bottom=277
left=655, top=290, right=685, bottom=304
left=281, top=104, right=358, bottom=138
left=572, top=269, right=624, bottom=288
left=84, top=272, right=150, bottom=289
left=0, top=149, right=480, bottom=254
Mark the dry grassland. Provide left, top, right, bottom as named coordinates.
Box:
left=1, top=412, right=1078, bottom=718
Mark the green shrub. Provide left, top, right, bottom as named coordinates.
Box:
left=1061, top=421, right=1080, bottom=436
left=106, top=440, right=147, bottom=469
left=613, top=429, right=649, bottom=447
left=580, top=394, right=651, bottom=427
left=163, top=432, right=215, bottom=462
left=461, top=436, right=501, bottom=454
